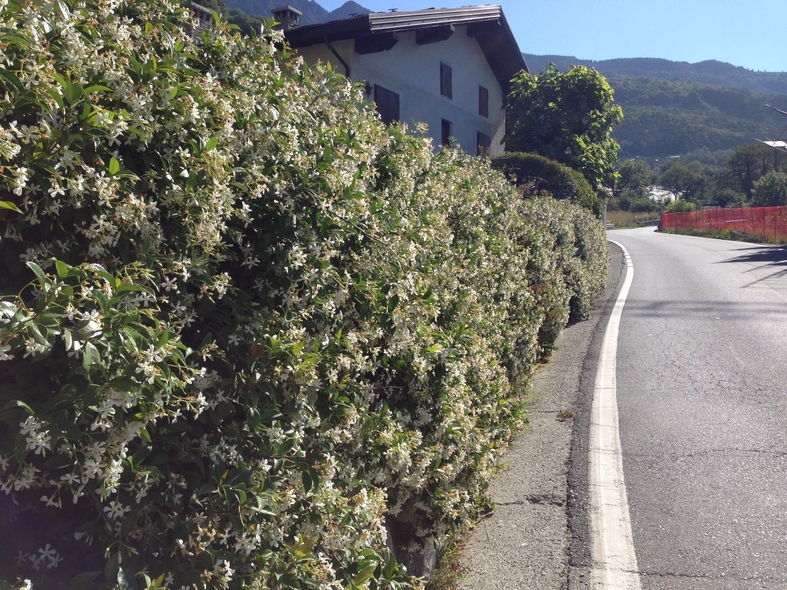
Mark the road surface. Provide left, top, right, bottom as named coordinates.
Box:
left=603, top=228, right=787, bottom=589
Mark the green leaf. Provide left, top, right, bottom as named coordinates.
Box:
left=0, top=69, right=23, bottom=91
left=115, top=282, right=154, bottom=296
left=104, top=551, right=120, bottom=586
left=275, top=438, right=296, bottom=456
left=55, top=259, right=70, bottom=277
left=109, top=157, right=120, bottom=175
left=83, top=341, right=100, bottom=369
left=293, top=535, right=317, bottom=558
left=83, top=84, right=112, bottom=95
left=0, top=399, right=34, bottom=415
left=130, top=444, right=152, bottom=467
left=65, top=81, right=83, bottom=106
left=205, top=136, right=218, bottom=152
left=27, top=322, right=51, bottom=347
left=128, top=126, right=146, bottom=140
left=0, top=200, right=22, bottom=213
left=80, top=100, right=92, bottom=121
left=232, top=488, right=248, bottom=505
left=46, top=87, right=65, bottom=109
left=351, top=561, right=379, bottom=587
left=63, top=327, right=73, bottom=351
left=26, top=261, right=47, bottom=284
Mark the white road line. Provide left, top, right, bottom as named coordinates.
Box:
left=589, top=241, right=642, bottom=589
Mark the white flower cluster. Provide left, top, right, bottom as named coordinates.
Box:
left=15, top=545, right=62, bottom=572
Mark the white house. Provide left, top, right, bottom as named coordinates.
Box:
left=280, top=5, right=528, bottom=156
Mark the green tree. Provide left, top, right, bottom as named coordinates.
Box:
left=723, top=142, right=787, bottom=198
left=657, top=161, right=707, bottom=203
left=615, top=159, right=654, bottom=199
left=505, top=64, right=624, bottom=188
left=752, top=170, right=787, bottom=206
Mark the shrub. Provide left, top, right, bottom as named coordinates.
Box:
left=491, top=152, right=601, bottom=215
left=666, top=199, right=698, bottom=213
left=752, top=170, right=787, bottom=206
left=0, top=0, right=608, bottom=587
left=522, top=197, right=608, bottom=329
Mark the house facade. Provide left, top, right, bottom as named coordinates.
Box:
left=281, top=5, right=527, bottom=156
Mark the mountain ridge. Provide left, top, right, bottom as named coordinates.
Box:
left=524, top=54, right=787, bottom=95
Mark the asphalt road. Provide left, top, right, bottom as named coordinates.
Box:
left=608, top=228, right=787, bottom=589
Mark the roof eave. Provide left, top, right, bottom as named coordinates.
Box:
left=285, top=5, right=528, bottom=90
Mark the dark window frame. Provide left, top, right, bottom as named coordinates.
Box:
left=477, top=131, right=492, bottom=155
left=479, top=85, right=489, bottom=118
left=374, top=84, right=400, bottom=125
left=441, top=119, right=453, bottom=147
left=440, top=62, right=452, bottom=99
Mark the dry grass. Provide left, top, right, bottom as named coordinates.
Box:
left=606, top=211, right=662, bottom=229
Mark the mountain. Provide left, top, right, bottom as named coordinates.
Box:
left=524, top=55, right=787, bottom=95
left=221, top=0, right=369, bottom=26
left=524, top=55, right=787, bottom=162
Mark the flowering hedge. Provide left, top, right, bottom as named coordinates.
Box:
left=0, top=0, right=607, bottom=588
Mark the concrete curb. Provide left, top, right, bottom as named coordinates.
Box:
left=457, top=243, right=626, bottom=589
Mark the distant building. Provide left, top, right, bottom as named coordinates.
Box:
left=184, top=1, right=213, bottom=40
left=283, top=5, right=527, bottom=156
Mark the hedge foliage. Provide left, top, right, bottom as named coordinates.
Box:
left=492, top=152, right=601, bottom=215
left=0, top=1, right=607, bottom=588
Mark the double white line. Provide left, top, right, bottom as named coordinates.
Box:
left=589, top=241, right=642, bottom=589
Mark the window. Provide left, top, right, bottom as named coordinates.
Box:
left=440, top=62, right=452, bottom=99
left=374, top=84, right=400, bottom=125
left=441, top=119, right=453, bottom=146
left=479, top=86, right=489, bottom=118
left=477, top=131, right=491, bottom=155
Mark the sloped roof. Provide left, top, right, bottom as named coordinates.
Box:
left=285, top=5, right=528, bottom=93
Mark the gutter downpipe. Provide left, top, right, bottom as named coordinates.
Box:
left=323, top=36, right=350, bottom=78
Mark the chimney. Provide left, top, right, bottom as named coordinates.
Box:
left=272, top=5, right=303, bottom=30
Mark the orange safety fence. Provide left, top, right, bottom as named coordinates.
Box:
left=659, top=206, right=787, bottom=242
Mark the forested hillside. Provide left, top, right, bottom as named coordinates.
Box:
left=609, top=77, right=787, bottom=160
left=524, top=55, right=787, bottom=163
left=524, top=55, right=787, bottom=94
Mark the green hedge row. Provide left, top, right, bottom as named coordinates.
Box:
left=492, top=152, right=602, bottom=216
left=0, top=1, right=607, bottom=588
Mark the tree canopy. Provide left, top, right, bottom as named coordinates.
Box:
left=505, top=64, right=624, bottom=188
left=752, top=170, right=787, bottom=206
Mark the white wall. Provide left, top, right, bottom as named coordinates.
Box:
left=296, top=26, right=506, bottom=155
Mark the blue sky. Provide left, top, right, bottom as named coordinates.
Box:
left=316, top=0, right=787, bottom=72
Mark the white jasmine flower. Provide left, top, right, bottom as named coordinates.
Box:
left=0, top=344, right=14, bottom=361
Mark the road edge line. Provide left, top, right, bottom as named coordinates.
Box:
left=589, top=240, right=642, bottom=589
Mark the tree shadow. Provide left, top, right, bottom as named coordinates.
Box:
left=717, top=245, right=787, bottom=266
left=715, top=245, right=787, bottom=287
